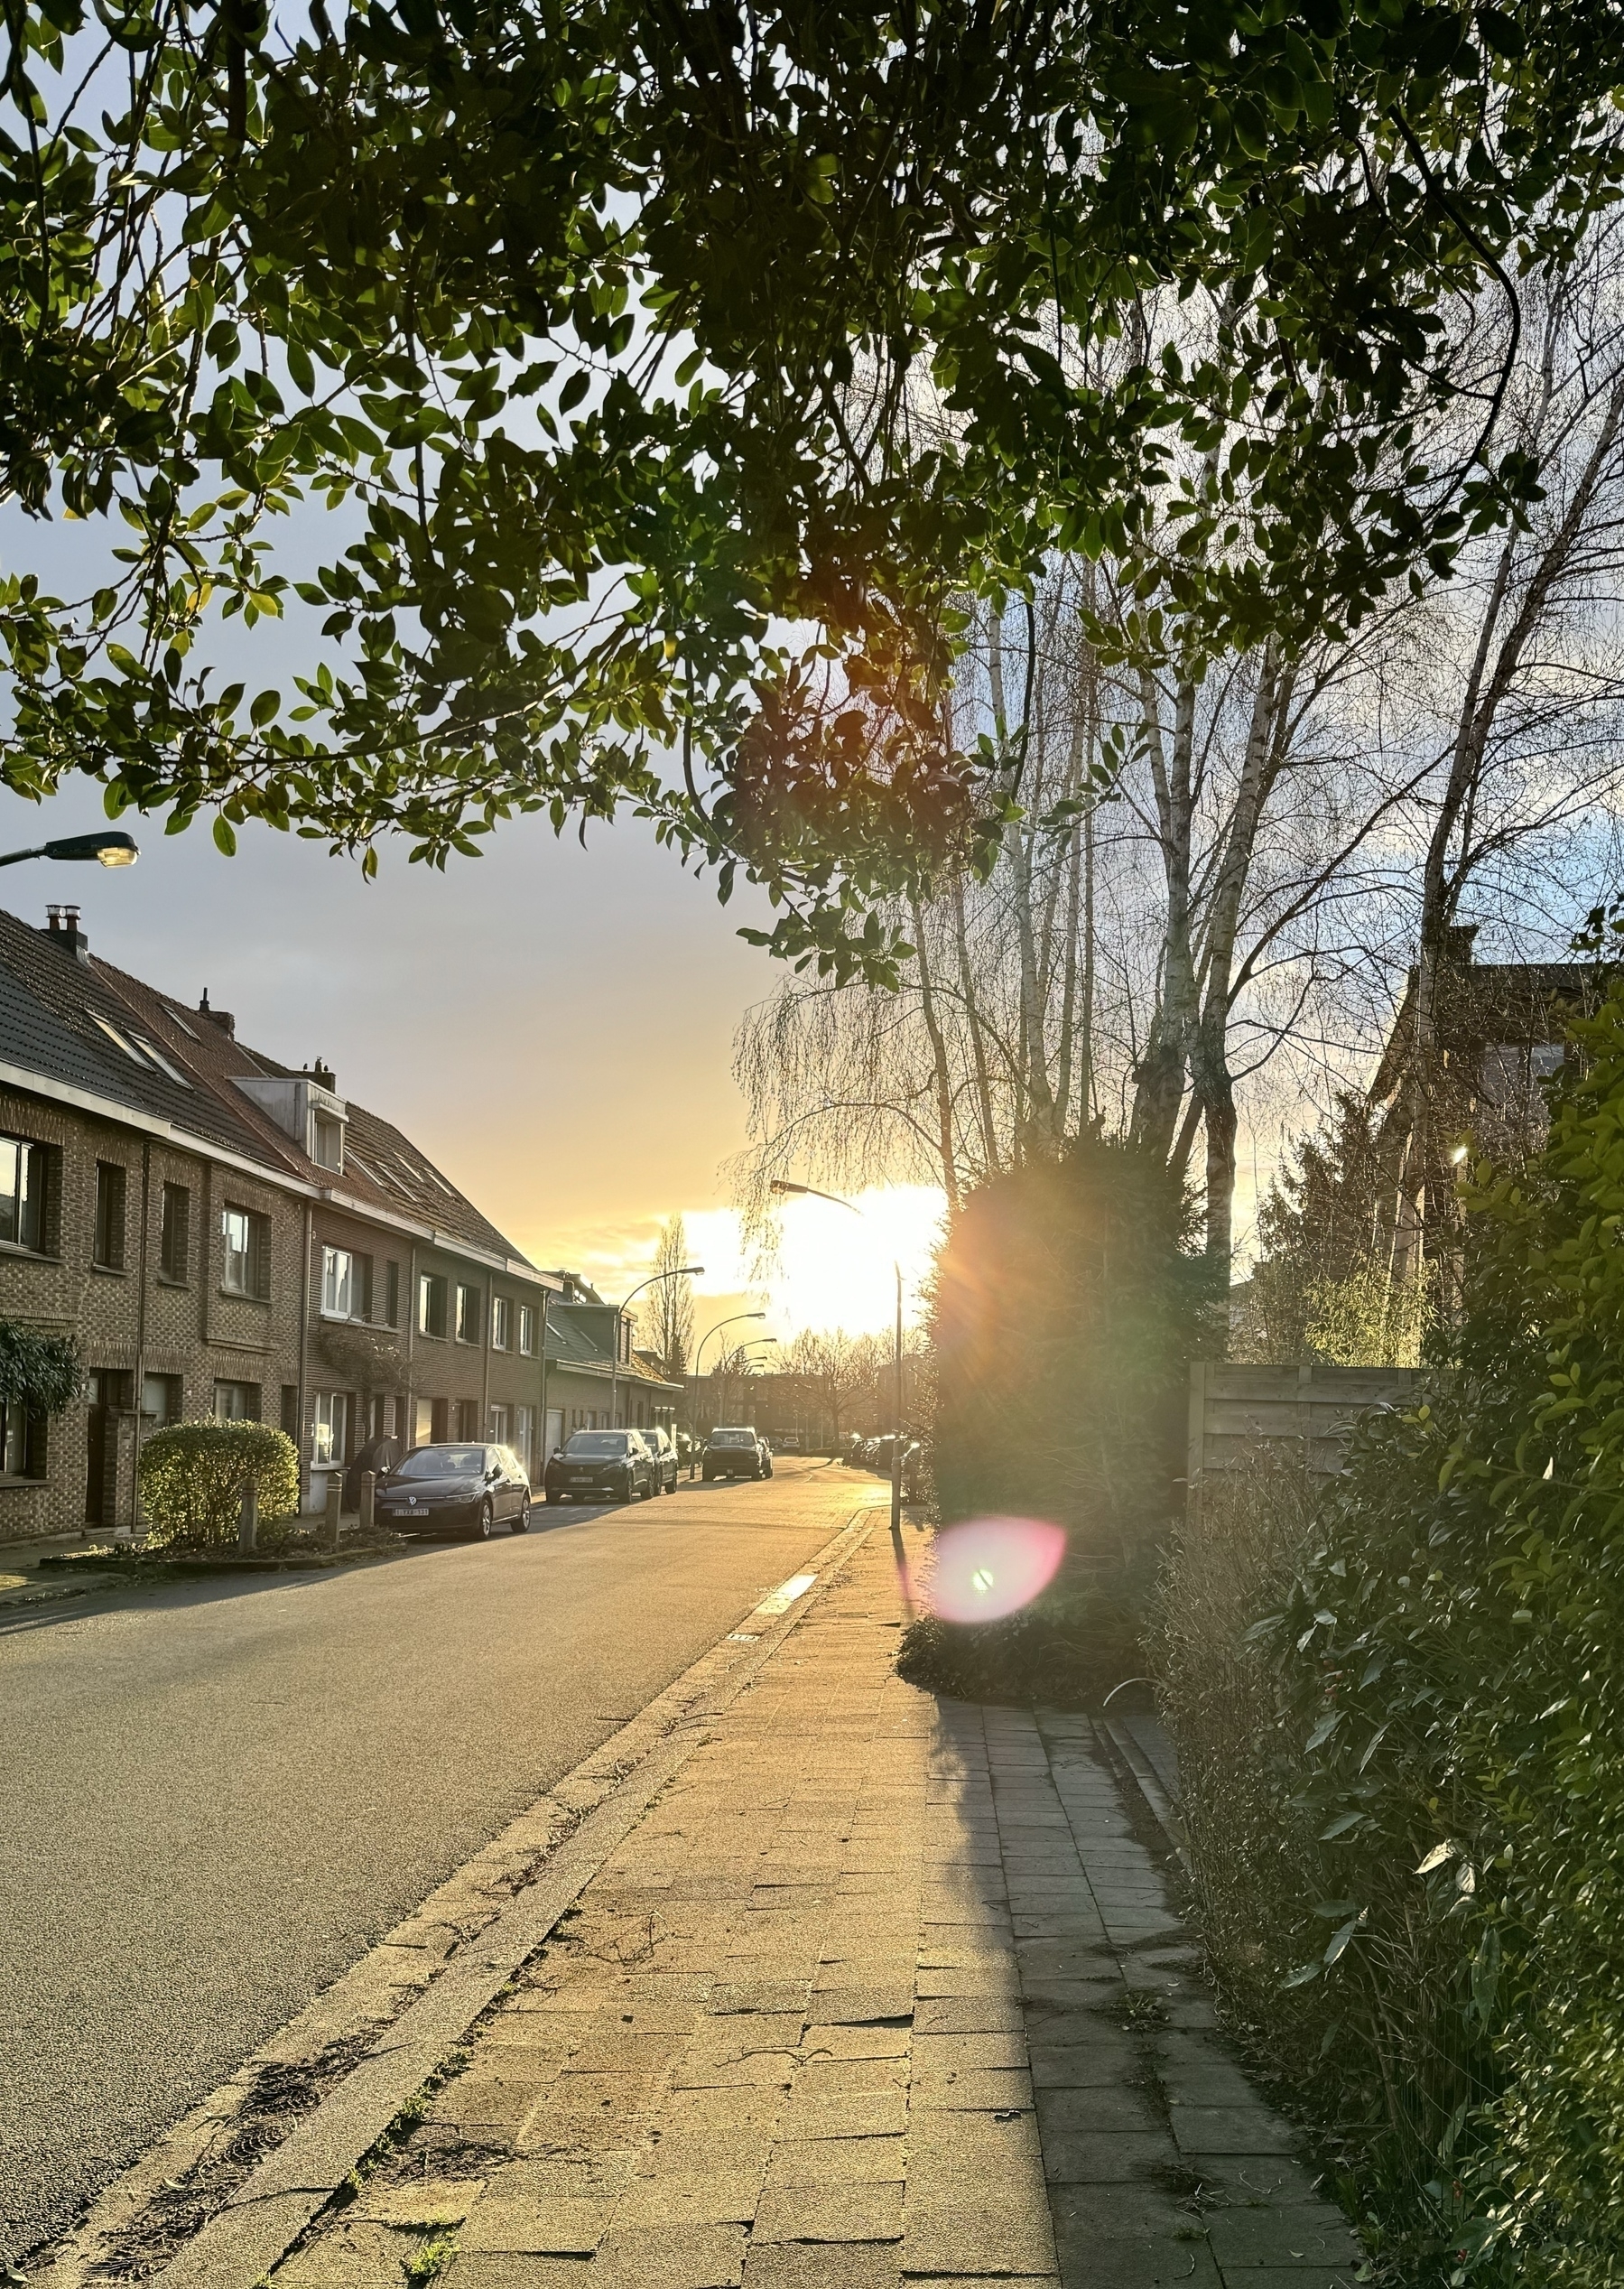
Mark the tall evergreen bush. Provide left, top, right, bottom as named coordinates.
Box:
left=900, top=1133, right=1208, bottom=1705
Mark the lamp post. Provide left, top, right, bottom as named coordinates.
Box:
left=610, top=1264, right=704, bottom=1430
left=691, top=1310, right=766, bottom=1440
left=770, top=1179, right=911, bottom=1614
left=0, top=831, right=139, bottom=869
left=721, top=1335, right=778, bottom=1428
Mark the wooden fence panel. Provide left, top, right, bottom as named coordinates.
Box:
left=1188, top=1362, right=1426, bottom=1501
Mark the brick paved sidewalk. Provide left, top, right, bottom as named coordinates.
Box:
left=271, top=1528, right=1360, bottom=2289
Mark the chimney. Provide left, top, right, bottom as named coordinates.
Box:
left=42, top=905, right=89, bottom=963
left=308, top=1059, right=337, bottom=1093
left=198, top=988, right=236, bottom=1038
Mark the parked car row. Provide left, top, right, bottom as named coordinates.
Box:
left=543, top=1425, right=680, bottom=1503
left=847, top=1432, right=926, bottom=1498
left=369, top=1426, right=689, bottom=1540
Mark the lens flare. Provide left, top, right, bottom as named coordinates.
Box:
left=929, top=1516, right=1067, bottom=1624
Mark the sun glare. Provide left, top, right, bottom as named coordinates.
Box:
left=685, top=1185, right=948, bottom=1339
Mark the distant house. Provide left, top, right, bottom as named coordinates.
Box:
left=1368, top=925, right=1598, bottom=1273
left=539, top=1291, right=682, bottom=1452
left=0, top=902, right=677, bottom=1536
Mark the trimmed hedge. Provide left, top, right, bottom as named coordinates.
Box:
left=138, top=1419, right=300, bottom=1549
left=1158, top=982, right=1624, bottom=2285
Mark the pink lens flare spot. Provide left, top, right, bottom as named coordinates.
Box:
left=929, top=1516, right=1067, bottom=1624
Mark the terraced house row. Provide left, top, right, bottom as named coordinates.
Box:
left=0, top=901, right=679, bottom=1537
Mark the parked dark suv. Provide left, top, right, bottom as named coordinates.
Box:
left=376, top=1443, right=532, bottom=1539
left=702, top=1425, right=772, bottom=1482
left=543, top=1430, right=659, bottom=1504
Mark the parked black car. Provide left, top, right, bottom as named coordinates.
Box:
left=543, top=1430, right=659, bottom=1504
left=638, top=1424, right=680, bottom=1493
left=376, top=1443, right=532, bottom=1540
left=702, top=1425, right=772, bottom=1482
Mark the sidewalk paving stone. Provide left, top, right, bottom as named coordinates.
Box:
left=268, top=1532, right=1361, bottom=2289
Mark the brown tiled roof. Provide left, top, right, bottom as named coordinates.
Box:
left=0, top=904, right=537, bottom=1274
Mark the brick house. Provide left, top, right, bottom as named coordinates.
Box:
left=0, top=902, right=676, bottom=1537
left=1368, top=925, right=1601, bottom=1278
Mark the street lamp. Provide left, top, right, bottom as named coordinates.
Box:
left=0, top=830, right=139, bottom=869
left=687, top=1309, right=766, bottom=1461
left=770, top=1178, right=911, bottom=1611
left=610, top=1263, right=704, bottom=1430
left=720, top=1335, right=778, bottom=1428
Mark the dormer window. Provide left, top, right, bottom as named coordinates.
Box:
left=312, top=1113, right=344, bottom=1172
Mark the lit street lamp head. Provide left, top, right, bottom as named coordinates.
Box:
left=0, top=829, right=140, bottom=869
left=47, top=832, right=139, bottom=865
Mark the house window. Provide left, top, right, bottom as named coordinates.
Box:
left=489, top=1403, right=512, bottom=1443
left=454, top=1398, right=479, bottom=1439
left=141, top=1373, right=182, bottom=1426
left=1, top=1400, right=42, bottom=1478
left=312, top=1114, right=344, bottom=1172
left=418, top=1272, right=448, bottom=1338
left=213, top=1380, right=261, bottom=1421
left=515, top=1404, right=535, bottom=1472
left=312, top=1390, right=348, bottom=1464
left=221, top=1204, right=270, bottom=1298
left=322, top=1246, right=355, bottom=1318
left=159, top=1183, right=190, bottom=1281
left=518, top=1304, right=536, bottom=1357
left=94, top=1162, right=126, bottom=1269
left=491, top=1297, right=513, bottom=1352
left=456, top=1283, right=481, bottom=1344
left=385, top=1261, right=400, bottom=1328
left=0, top=1133, right=48, bottom=1252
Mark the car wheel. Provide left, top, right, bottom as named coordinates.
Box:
left=475, top=1499, right=494, bottom=1540
left=511, top=1499, right=531, bottom=1533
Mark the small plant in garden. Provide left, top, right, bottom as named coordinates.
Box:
left=137, top=1421, right=299, bottom=1549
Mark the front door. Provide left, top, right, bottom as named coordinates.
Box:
left=84, top=1371, right=130, bottom=1525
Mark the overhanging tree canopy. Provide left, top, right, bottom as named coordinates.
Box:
left=1, top=0, right=1620, bottom=970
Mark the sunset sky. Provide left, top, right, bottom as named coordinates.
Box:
left=0, top=782, right=947, bottom=1345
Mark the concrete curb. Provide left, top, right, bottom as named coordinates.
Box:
left=1100, top=1715, right=1192, bottom=1874
left=33, top=1503, right=883, bottom=2289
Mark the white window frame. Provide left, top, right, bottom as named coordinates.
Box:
left=313, top=1390, right=348, bottom=1466
left=456, top=1282, right=481, bottom=1345
left=0, top=1132, right=46, bottom=1252
left=491, top=1296, right=512, bottom=1352
left=418, top=1271, right=448, bottom=1338
left=321, top=1245, right=356, bottom=1319
left=518, top=1304, right=536, bottom=1357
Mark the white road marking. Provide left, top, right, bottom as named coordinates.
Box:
left=754, top=1571, right=818, bottom=1617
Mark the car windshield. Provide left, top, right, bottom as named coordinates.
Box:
left=395, top=1446, right=485, bottom=1477
left=710, top=1430, right=755, bottom=1447
left=564, top=1433, right=631, bottom=1456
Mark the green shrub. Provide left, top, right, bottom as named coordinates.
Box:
left=900, top=1133, right=1210, bottom=1707
left=138, top=1419, right=301, bottom=1549
left=0, top=1320, right=80, bottom=1413
left=1159, top=981, right=1624, bottom=2286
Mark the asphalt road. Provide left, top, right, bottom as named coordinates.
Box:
left=0, top=1458, right=877, bottom=2267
